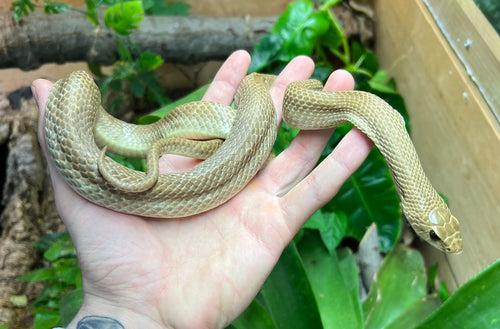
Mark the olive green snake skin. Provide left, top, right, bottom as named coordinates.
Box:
left=44, top=71, right=462, bottom=253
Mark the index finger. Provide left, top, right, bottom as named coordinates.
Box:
left=202, top=50, right=251, bottom=104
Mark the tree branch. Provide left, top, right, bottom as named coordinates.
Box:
left=0, top=9, right=276, bottom=70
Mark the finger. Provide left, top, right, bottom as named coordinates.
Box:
left=262, top=70, right=355, bottom=195
left=202, top=50, right=251, bottom=104
left=282, top=127, right=373, bottom=233
left=269, top=56, right=315, bottom=122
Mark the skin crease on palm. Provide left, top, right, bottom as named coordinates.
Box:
left=34, top=50, right=374, bottom=329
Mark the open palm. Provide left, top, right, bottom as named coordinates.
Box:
left=34, top=50, right=372, bottom=329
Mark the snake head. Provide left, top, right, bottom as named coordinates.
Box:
left=405, top=205, right=463, bottom=254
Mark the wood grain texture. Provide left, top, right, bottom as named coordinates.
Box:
left=423, top=0, right=500, bottom=123
left=375, top=0, right=500, bottom=290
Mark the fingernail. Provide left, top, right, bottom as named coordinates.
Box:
left=30, top=84, right=39, bottom=107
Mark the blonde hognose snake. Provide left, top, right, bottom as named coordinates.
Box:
left=43, top=71, right=462, bottom=253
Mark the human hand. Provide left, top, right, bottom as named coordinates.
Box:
left=34, top=50, right=372, bottom=329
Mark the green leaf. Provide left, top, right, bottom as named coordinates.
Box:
left=250, top=33, right=286, bottom=72
left=34, top=310, right=61, bottom=329
left=33, top=232, right=70, bottom=252
left=298, top=232, right=363, bottom=329
left=304, top=210, right=347, bottom=254
left=137, top=51, right=164, bottom=72
left=329, top=147, right=401, bottom=252
left=117, top=38, right=132, bottom=62
left=107, top=153, right=146, bottom=171
left=231, top=299, right=276, bottom=329
left=43, top=234, right=76, bottom=261
left=363, top=245, right=428, bottom=329
left=85, top=0, right=100, bottom=25
left=44, top=242, right=62, bottom=262
left=104, top=1, right=144, bottom=35
left=250, top=1, right=330, bottom=72
left=136, top=115, right=161, bottom=125
left=60, top=289, right=83, bottom=326
left=368, top=70, right=397, bottom=94
left=415, top=258, right=500, bottom=329
left=384, top=296, right=442, bottom=329
left=130, top=77, right=145, bottom=97
left=148, top=0, right=191, bottom=16
left=0, top=322, right=10, bottom=329
left=18, top=268, right=58, bottom=283
left=273, top=123, right=299, bottom=154
left=148, top=84, right=208, bottom=118
left=275, top=10, right=330, bottom=63
left=11, top=0, right=37, bottom=21
left=44, top=2, right=71, bottom=15
left=260, top=242, right=322, bottom=329
left=350, top=41, right=379, bottom=74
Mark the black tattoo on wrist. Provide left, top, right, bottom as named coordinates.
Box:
left=76, top=316, right=124, bottom=329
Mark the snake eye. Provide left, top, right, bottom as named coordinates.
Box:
left=429, top=230, right=441, bottom=242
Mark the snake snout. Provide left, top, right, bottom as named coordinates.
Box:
left=428, top=208, right=462, bottom=254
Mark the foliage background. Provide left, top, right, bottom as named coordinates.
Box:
left=6, top=0, right=500, bottom=328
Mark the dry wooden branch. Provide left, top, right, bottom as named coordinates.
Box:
left=0, top=9, right=276, bottom=70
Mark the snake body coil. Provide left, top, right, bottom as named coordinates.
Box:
left=44, top=71, right=462, bottom=253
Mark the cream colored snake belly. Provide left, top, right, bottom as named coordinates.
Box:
left=44, top=71, right=462, bottom=253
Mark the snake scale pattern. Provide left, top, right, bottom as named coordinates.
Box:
left=44, top=71, right=462, bottom=253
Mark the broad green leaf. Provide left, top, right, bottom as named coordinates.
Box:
left=231, top=299, right=276, bottom=329
left=276, top=11, right=330, bottom=63
left=261, top=242, right=322, bottom=329
left=104, top=1, right=144, bottom=35
left=329, top=147, right=401, bottom=252
left=385, top=296, right=441, bottom=329
left=250, top=33, right=286, bottom=73
left=34, top=310, right=60, bottom=329
left=60, top=289, right=84, bottom=326
left=362, top=245, right=427, bottom=329
left=149, top=85, right=208, bottom=117
left=250, top=1, right=329, bottom=72
left=298, top=232, right=363, bottom=329
left=304, top=210, right=348, bottom=254
left=415, top=258, right=500, bottom=329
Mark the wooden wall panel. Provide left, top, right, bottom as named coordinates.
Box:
left=375, top=0, right=500, bottom=290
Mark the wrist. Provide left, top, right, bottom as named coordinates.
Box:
left=64, top=298, right=166, bottom=329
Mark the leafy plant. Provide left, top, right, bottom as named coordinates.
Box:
left=14, top=0, right=500, bottom=328
left=249, top=0, right=408, bottom=253
left=228, top=231, right=500, bottom=329
left=12, top=0, right=192, bottom=109
left=18, top=233, right=82, bottom=328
